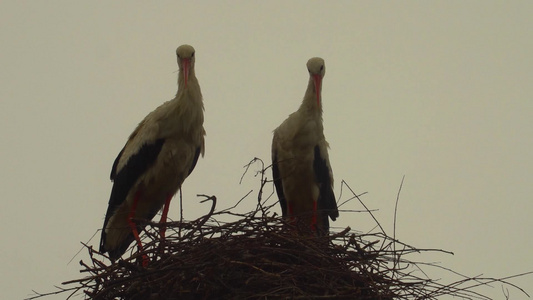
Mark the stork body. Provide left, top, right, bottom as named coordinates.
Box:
left=272, top=57, right=338, bottom=235
left=100, top=45, right=205, bottom=261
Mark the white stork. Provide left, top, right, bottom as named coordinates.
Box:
left=272, top=57, right=338, bottom=235
left=99, top=44, right=205, bottom=262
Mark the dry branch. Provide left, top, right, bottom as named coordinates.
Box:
left=26, top=159, right=531, bottom=300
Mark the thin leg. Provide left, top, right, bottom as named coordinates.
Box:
left=310, top=201, right=318, bottom=232
left=128, top=190, right=149, bottom=267
left=159, top=194, right=173, bottom=240
left=288, top=203, right=295, bottom=222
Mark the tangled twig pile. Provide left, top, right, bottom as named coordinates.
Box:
left=33, top=196, right=527, bottom=299
left=72, top=197, right=408, bottom=299
left=28, top=160, right=530, bottom=299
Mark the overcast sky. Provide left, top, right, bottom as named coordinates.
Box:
left=1, top=1, right=532, bottom=299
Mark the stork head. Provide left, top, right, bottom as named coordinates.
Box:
left=306, top=57, right=325, bottom=106
left=176, top=44, right=196, bottom=88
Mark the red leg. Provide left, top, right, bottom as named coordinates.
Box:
left=310, top=201, right=318, bottom=232
left=285, top=204, right=297, bottom=233
left=288, top=203, right=295, bottom=223
left=159, top=194, right=173, bottom=240
left=128, top=190, right=149, bottom=267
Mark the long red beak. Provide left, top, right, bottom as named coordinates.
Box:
left=312, top=74, right=322, bottom=106
left=182, top=58, right=190, bottom=88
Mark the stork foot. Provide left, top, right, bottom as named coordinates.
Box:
left=287, top=203, right=296, bottom=223
left=310, top=201, right=318, bottom=233
left=141, top=254, right=149, bottom=267
left=285, top=203, right=298, bottom=231
left=159, top=194, right=173, bottom=240
left=157, top=194, right=173, bottom=256
left=129, top=190, right=149, bottom=266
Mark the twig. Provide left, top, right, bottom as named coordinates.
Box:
left=28, top=159, right=532, bottom=300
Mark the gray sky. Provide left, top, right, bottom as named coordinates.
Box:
left=2, top=1, right=532, bottom=299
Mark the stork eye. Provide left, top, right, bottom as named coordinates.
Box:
left=191, top=52, right=195, bottom=57
left=320, top=65, right=324, bottom=71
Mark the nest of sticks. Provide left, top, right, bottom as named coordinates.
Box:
left=29, top=160, right=530, bottom=300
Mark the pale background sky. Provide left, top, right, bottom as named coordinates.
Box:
left=1, top=1, right=532, bottom=299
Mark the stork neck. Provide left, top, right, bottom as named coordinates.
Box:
left=176, top=70, right=200, bottom=98
left=299, top=77, right=323, bottom=115
left=164, top=72, right=204, bottom=136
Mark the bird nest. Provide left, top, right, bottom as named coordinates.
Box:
left=28, top=160, right=530, bottom=300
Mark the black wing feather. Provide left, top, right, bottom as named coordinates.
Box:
left=313, top=145, right=338, bottom=233
left=110, top=146, right=125, bottom=180
left=100, top=138, right=165, bottom=253
left=188, top=147, right=201, bottom=175
left=272, top=151, right=287, bottom=217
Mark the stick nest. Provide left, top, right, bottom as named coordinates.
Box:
left=49, top=193, right=525, bottom=300
left=29, top=160, right=531, bottom=299
left=78, top=198, right=406, bottom=299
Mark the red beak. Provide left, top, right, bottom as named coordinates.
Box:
left=312, top=74, right=322, bottom=106
left=182, top=58, right=190, bottom=88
